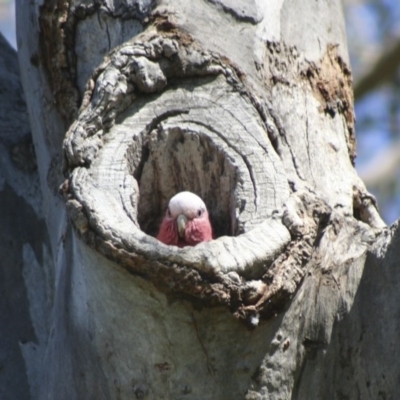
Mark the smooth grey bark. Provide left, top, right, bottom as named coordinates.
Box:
left=0, top=33, right=50, bottom=400
left=6, top=1, right=398, bottom=400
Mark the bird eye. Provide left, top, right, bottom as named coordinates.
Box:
left=197, top=209, right=202, bottom=217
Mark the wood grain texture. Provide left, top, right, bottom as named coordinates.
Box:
left=14, top=0, right=395, bottom=399
left=62, top=31, right=295, bottom=321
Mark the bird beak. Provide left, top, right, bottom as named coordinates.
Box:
left=177, top=214, right=188, bottom=238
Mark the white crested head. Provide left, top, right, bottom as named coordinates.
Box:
left=168, top=191, right=207, bottom=219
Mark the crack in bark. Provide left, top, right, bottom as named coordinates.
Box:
left=304, top=95, right=316, bottom=187
left=99, top=12, right=111, bottom=52
left=191, top=312, right=216, bottom=378
left=266, top=103, right=306, bottom=182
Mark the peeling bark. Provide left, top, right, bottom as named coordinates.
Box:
left=11, top=0, right=398, bottom=399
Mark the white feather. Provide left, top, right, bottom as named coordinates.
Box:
left=168, top=191, right=207, bottom=219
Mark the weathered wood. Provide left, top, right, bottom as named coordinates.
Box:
left=13, top=0, right=396, bottom=399
left=60, top=31, right=295, bottom=321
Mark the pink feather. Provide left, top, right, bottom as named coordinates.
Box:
left=157, top=192, right=213, bottom=247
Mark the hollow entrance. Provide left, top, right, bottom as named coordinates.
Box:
left=127, top=124, right=239, bottom=239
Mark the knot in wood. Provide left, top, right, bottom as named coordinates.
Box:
left=62, top=31, right=294, bottom=323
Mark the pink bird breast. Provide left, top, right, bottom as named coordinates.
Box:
left=157, top=191, right=213, bottom=247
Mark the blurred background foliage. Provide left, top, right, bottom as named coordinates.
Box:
left=0, top=0, right=14, bottom=49
left=345, top=0, right=400, bottom=223
left=0, top=0, right=399, bottom=223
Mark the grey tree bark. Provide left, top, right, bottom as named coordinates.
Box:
left=1, top=0, right=397, bottom=399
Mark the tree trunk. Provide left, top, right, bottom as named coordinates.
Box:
left=7, top=0, right=397, bottom=399
left=0, top=33, right=46, bottom=400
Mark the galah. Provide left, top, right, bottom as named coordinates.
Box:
left=157, top=191, right=213, bottom=247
